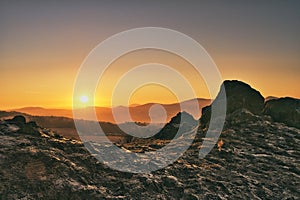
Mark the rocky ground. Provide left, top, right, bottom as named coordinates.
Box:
left=1, top=80, right=299, bottom=199
left=0, top=111, right=299, bottom=199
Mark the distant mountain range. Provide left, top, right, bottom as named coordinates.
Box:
left=7, top=96, right=281, bottom=123
left=9, top=98, right=212, bottom=123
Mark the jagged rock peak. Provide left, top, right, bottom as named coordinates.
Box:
left=168, top=111, right=196, bottom=125
left=200, top=80, right=265, bottom=126
left=154, top=111, right=197, bottom=140
left=220, top=80, right=264, bottom=114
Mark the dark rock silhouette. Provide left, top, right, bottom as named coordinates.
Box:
left=11, top=115, right=26, bottom=124
left=263, top=97, right=300, bottom=128
left=154, top=112, right=197, bottom=140
left=200, top=80, right=264, bottom=126
left=5, top=115, right=27, bottom=129
left=4, top=115, right=41, bottom=136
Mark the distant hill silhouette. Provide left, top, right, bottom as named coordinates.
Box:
left=0, top=111, right=129, bottom=141
left=10, top=98, right=211, bottom=123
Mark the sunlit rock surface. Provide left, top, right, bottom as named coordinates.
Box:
left=1, top=110, right=299, bottom=199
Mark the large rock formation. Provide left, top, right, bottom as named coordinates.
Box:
left=263, top=97, right=300, bottom=128
left=200, top=80, right=264, bottom=126
left=154, top=112, right=198, bottom=140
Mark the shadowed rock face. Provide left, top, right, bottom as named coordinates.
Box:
left=263, top=97, right=300, bottom=129
left=200, top=80, right=265, bottom=126
left=154, top=112, right=197, bottom=140
left=11, top=115, right=26, bottom=124
left=3, top=115, right=40, bottom=136
left=221, top=80, right=264, bottom=114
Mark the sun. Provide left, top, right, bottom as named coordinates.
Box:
left=80, top=95, right=89, bottom=103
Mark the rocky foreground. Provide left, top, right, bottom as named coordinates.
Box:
left=1, top=80, right=300, bottom=199
left=1, top=111, right=299, bottom=199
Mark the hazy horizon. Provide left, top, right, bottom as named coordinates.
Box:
left=2, top=98, right=212, bottom=123
left=2, top=94, right=297, bottom=110
left=4, top=97, right=211, bottom=110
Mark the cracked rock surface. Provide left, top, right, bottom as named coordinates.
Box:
left=0, top=110, right=299, bottom=199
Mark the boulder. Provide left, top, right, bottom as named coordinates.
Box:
left=154, top=112, right=197, bottom=140
left=5, top=115, right=40, bottom=136
left=263, top=97, right=300, bottom=128
left=11, top=115, right=26, bottom=124
left=200, top=80, right=264, bottom=126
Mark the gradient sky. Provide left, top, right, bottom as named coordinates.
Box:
left=1, top=1, right=299, bottom=109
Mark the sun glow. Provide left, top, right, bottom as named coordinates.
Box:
left=80, top=96, right=89, bottom=103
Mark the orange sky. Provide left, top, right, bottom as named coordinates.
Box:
left=1, top=1, right=299, bottom=109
